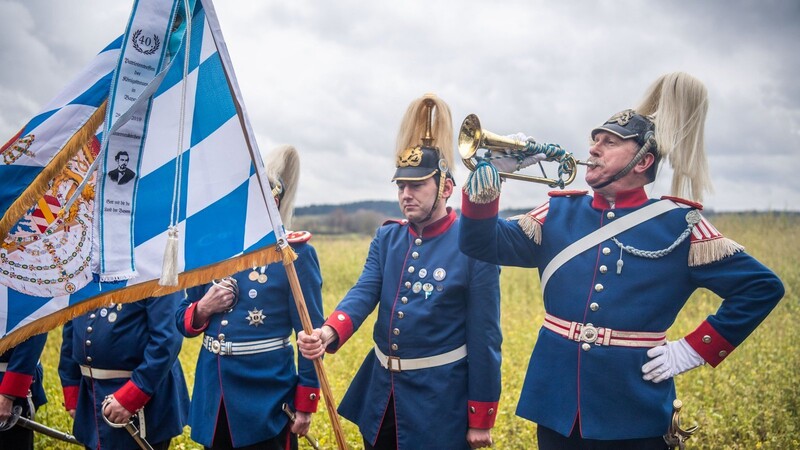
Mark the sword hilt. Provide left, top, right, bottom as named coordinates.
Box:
left=663, top=399, right=699, bottom=450
left=282, top=402, right=321, bottom=450
left=101, top=396, right=154, bottom=450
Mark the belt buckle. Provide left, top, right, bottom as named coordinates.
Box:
left=387, top=356, right=402, bottom=372
left=579, top=323, right=599, bottom=344
left=211, top=340, right=221, bottom=354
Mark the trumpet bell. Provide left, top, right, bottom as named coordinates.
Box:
left=458, top=114, right=484, bottom=161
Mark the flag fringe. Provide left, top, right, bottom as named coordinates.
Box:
left=0, top=244, right=296, bottom=353
left=0, top=100, right=108, bottom=241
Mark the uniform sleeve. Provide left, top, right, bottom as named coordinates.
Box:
left=324, top=229, right=385, bottom=351
left=465, top=258, right=503, bottom=429
left=114, top=292, right=186, bottom=413
left=0, top=333, right=47, bottom=399
left=686, top=251, right=784, bottom=367
left=58, top=321, right=81, bottom=410
left=459, top=192, right=539, bottom=268
left=176, top=285, right=211, bottom=337
left=288, top=243, right=324, bottom=413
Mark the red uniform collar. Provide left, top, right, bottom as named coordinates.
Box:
left=591, top=187, right=649, bottom=209
left=409, top=208, right=456, bottom=238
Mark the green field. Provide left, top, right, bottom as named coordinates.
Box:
left=33, top=213, right=799, bottom=449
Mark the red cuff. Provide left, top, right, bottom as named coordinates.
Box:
left=0, top=371, right=33, bottom=398
left=685, top=321, right=735, bottom=368
left=324, top=310, right=354, bottom=353
left=114, top=381, right=151, bottom=413
left=460, top=192, right=500, bottom=220
left=294, top=385, right=320, bottom=413
left=184, top=301, right=208, bottom=335
left=63, top=385, right=80, bottom=411
left=468, top=400, right=499, bottom=429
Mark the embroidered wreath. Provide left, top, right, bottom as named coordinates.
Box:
left=131, top=29, right=161, bottom=55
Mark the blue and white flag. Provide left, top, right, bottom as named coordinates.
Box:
left=0, top=0, right=287, bottom=352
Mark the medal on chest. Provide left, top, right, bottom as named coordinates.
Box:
left=246, top=308, right=266, bottom=326
left=249, top=266, right=268, bottom=284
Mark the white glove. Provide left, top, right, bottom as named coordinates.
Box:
left=641, top=338, right=705, bottom=383
left=487, top=133, right=545, bottom=173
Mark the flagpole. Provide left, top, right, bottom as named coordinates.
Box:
left=282, top=250, right=350, bottom=450
left=199, top=1, right=349, bottom=446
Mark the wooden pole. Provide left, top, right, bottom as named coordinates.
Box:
left=282, top=250, right=349, bottom=450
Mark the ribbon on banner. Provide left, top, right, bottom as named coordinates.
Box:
left=96, top=0, right=180, bottom=281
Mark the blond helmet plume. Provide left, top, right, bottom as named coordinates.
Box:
left=394, top=93, right=455, bottom=176
left=265, top=145, right=300, bottom=229
left=636, top=72, right=711, bottom=202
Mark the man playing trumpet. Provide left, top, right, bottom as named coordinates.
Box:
left=458, top=72, right=784, bottom=448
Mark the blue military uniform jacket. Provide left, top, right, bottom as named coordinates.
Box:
left=459, top=188, right=784, bottom=440
left=176, top=235, right=324, bottom=448
left=59, top=293, right=189, bottom=450
left=0, top=333, right=47, bottom=407
left=326, top=209, right=502, bottom=450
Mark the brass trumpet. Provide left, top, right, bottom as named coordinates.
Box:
left=458, top=114, right=594, bottom=188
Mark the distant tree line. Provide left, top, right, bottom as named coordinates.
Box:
left=292, top=201, right=795, bottom=235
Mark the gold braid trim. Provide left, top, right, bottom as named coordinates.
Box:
left=0, top=100, right=108, bottom=241
left=0, top=244, right=294, bottom=353
left=515, top=213, right=543, bottom=244
left=688, top=237, right=744, bottom=267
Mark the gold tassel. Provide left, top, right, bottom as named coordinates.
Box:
left=516, top=213, right=543, bottom=244
left=0, top=100, right=108, bottom=241
left=688, top=237, right=744, bottom=267
left=0, top=244, right=284, bottom=354
left=159, top=226, right=179, bottom=286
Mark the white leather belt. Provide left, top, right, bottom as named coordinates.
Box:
left=80, top=365, right=133, bottom=380
left=374, top=344, right=467, bottom=372
left=543, top=313, right=666, bottom=348
left=203, top=335, right=291, bottom=356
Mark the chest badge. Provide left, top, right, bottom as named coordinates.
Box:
left=248, top=289, right=258, bottom=299
left=246, top=308, right=266, bottom=326
left=433, top=268, right=446, bottom=281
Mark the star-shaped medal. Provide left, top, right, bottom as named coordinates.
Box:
left=246, top=308, right=266, bottom=326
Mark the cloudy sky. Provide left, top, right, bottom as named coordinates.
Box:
left=1, top=0, right=798, bottom=212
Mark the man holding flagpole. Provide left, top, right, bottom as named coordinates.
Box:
left=298, top=94, right=502, bottom=450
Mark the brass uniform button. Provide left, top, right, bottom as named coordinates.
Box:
left=405, top=281, right=412, bottom=288
left=594, top=284, right=604, bottom=292
left=221, top=320, right=229, bottom=326
left=702, top=335, right=712, bottom=344
left=581, top=343, right=591, bottom=351
left=415, top=238, right=422, bottom=246
left=86, top=356, right=93, bottom=363
left=309, top=393, right=317, bottom=400
left=397, top=311, right=405, bottom=319
left=602, top=247, right=611, bottom=255
left=401, top=296, right=408, bottom=304
left=488, top=408, right=495, bottom=415
left=590, top=303, right=599, bottom=312
left=391, top=343, right=398, bottom=351
left=412, top=252, right=419, bottom=259
left=338, top=314, right=346, bottom=321
left=85, top=340, right=92, bottom=346
left=408, top=266, right=415, bottom=274
left=470, top=406, right=476, bottom=413
left=718, top=350, right=728, bottom=358
left=606, top=211, right=616, bottom=219
left=599, top=265, right=607, bottom=274
left=86, top=326, right=93, bottom=333
left=393, top=328, right=400, bottom=336
left=218, top=333, right=225, bottom=341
